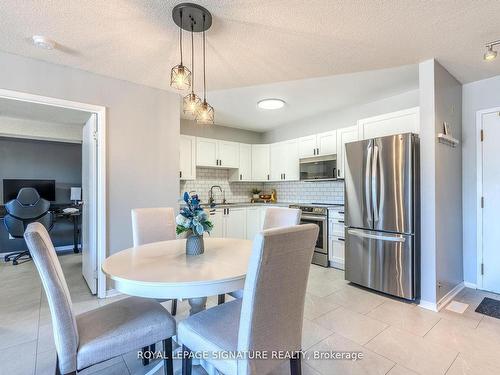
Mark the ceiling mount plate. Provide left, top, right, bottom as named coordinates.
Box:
left=172, top=3, right=212, bottom=33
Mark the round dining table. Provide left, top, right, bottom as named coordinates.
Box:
left=102, top=237, right=253, bottom=315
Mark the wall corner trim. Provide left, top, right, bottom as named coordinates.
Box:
left=463, top=281, right=477, bottom=289
left=436, top=282, right=465, bottom=311
left=418, top=300, right=438, bottom=312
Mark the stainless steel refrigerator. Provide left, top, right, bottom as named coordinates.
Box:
left=344, top=133, right=419, bottom=300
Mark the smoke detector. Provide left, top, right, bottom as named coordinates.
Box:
left=32, top=35, right=56, bottom=50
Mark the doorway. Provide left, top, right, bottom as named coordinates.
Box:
left=477, top=107, right=500, bottom=294
left=0, top=88, right=106, bottom=297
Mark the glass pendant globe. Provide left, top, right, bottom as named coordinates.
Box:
left=170, top=64, right=192, bottom=90
left=196, top=101, right=215, bottom=125
left=183, top=92, right=202, bottom=116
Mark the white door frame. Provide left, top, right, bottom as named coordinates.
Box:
left=0, top=88, right=107, bottom=298
left=476, top=106, right=500, bottom=290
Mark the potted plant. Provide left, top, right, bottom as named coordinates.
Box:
left=251, top=188, right=261, bottom=200
left=176, top=192, right=213, bottom=255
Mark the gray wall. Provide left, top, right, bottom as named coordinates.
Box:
left=181, top=119, right=263, bottom=143
left=0, top=137, right=82, bottom=203
left=0, top=51, right=180, bottom=264
left=263, top=89, right=419, bottom=143
left=419, top=60, right=463, bottom=306
left=462, top=74, right=500, bottom=285
left=0, top=137, right=82, bottom=252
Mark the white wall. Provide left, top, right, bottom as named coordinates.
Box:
left=0, top=51, right=180, bottom=260
left=462, top=75, right=500, bottom=286
left=419, top=59, right=463, bottom=307
left=0, top=115, right=83, bottom=143
left=263, top=89, right=419, bottom=142
left=181, top=119, right=263, bottom=144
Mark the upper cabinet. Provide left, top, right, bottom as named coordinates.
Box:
left=358, top=107, right=420, bottom=140
left=179, top=135, right=196, bottom=180
left=298, top=131, right=337, bottom=158
left=251, top=144, right=270, bottom=181
left=229, top=143, right=252, bottom=181
left=336, top=126, right=359, bottom=179
left=196, top=137, right=239, bottom=168
left=270, top=140, right=299, bottom=181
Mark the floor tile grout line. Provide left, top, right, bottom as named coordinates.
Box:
left=309, top=303, right=342, bottom=322
left=422, top=317, right=442, bottom=338
left=363, top=324, right=390, bottom=346
left=444, top=351, right=460, bottom=375
left=384, top=362, right=397, bottom=375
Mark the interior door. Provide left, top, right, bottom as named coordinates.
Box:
left=82, top=114, right=97, bottom=294
left=482, top=111, right=500, bottom=294
left=373, top=134, right=414, bottom=234
left=344, top=139, right=373, bottom=230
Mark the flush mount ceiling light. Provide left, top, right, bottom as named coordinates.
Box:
left=32, top=35, right=56, bottom=50
left=484, top=41, right=500, bottom=61
left=172, top=3, right=214, bottom=124
left=257, top=98, right=286, bottom=110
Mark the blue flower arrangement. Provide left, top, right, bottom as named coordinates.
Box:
left=176, top=192, right=213, bottom=236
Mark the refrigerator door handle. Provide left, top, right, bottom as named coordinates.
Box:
left=347, top=229, right=406, bottom=243
left=372, top=145, right=379, bottom=223
left=365, top=143, right=373, bottom=225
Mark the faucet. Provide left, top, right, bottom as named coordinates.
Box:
left=209, top=185, right=223, bottom=207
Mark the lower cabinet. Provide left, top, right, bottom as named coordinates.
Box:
left=208, top=209, right=224, bottom=238
left=329, top=237, right=345, bottom=270
left=209, top=207, right=247, bottom=239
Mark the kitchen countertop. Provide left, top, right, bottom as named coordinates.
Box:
left=179, top=201, right=343, bottom=209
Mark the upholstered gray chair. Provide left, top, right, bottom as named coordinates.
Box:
left=3, top=187, right=54, bottom=265
left=179, top=224, right=319, bottom=375
left=24, top=222, right=176, bottom=375
left=227, top=207, right=302, bottom=300
left=131, top=207, right=178, bottom=317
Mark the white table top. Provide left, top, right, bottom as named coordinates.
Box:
left=102, top=237, right=253, bottom=299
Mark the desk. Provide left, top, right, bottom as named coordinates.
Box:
left=54, top=210, right=81, bottom=253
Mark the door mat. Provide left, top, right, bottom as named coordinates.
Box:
left=475, top=297, right=500, bottom=319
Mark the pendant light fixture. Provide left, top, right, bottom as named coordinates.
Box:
left=170, top=9, right=191, bottom=90
left=183, top=23, right=201, bottom=116
left=195, top=15, right=214, bottom=125
left=484, top=40, right=500, bottom=61
left=172, top=3, right=214, bottom=125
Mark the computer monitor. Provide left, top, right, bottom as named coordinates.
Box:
left=3, top=179, right=56, bottom=203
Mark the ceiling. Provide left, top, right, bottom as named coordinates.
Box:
left=0, top=97, right=91, bottom=125
left=0, top=0, right=499, bottom=94
left=201, top=64, right=419, bottom=130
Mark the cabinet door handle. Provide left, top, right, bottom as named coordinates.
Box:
left=317, top=148, right=320, bottom=155
left=220, top=160, right=222, bottom=166
left=180, top=171, right=182, bottom=178
left=267, top=174, right=270, bottom=180
left=284, top=173, right=286, bottom=180
left=313, top=148, right=316, bottom=155
left=338, top=220, right=345, bottom=224
left=338, top=238, right=345, bottom=242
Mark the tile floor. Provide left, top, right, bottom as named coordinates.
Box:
left=1, top=253, right=500, bottom=375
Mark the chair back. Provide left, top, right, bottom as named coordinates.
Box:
left=238, top=224, right=319, bottom=375
left=262, top=207, right=301, bottom=230
left=24, top=222, right=79, bottom=374
left=131, top=207, right=176, bottom=246
left=4, top=187, right=53, bottom=237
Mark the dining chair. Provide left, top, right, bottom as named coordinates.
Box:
left=227, top=207, right=302, bottom=300
left=24, top=222, right=176, bottom=375
left=178, top=223, right=319, bottom=375
left=131, top=207, right=178, bottom=315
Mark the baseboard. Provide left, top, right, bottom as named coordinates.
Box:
left=464, top=281, right=477, bottom=289
left=105, top=288, right=122, bottom=298
left=418, top=300, right=438, bottom=312
left=436, top=282, right=465, bottom=311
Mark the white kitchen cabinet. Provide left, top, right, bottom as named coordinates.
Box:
left=317, top=130, right=337, bottom=155
left=246, top=207, right=261, bottom=240
left=225, top=207, right=246, bottom=239
left=218, top=141, right=240, bottom=168
left=328, top=207, right=345, bottom=270
left=179, top=135, right=196, bottom=180
left=196, top=137, right=239, bottom=168
left=358, top=107, right=420, bottom=140
left=271, top=140, right=299, bottom=181
left=230, top=143, right=252, bottom=181
left=298, top=135, right=317, bottom=158
left=298, top=131, right=337, bottom=158
left=251, top=144, right=270, bottom=181
left=336, top=126, right=359, bottom=179
left=329, top=237, right=345, bottom=270
left=208, top=209, right=224, bottom=238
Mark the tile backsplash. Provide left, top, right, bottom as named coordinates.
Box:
left=180, top=168, right=344, bottom=205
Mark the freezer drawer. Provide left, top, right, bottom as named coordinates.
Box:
left=345, top=228, right=415, bottom=300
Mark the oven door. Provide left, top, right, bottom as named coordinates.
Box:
left=300, top=215, right=327, bottom=253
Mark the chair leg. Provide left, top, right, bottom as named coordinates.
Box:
left=218, top=294, right=226, bottom=305
left=290, top=352, right=302, bottom=375
left=163, top=338, right=173, bottom=375
left=182, top=345, right=192, bottom=375
left=171, top=299, right=177, bottom=316
left=142, top=346, right=150, bottom=366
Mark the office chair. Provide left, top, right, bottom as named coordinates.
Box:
left=3, top=187, right=54, bottom=265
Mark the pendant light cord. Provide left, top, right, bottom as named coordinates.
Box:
left=203, top=15, right=207, bottom=102
left=191, top=23, right=195, bottom=94
left=179, top=10, right=183, bottom=64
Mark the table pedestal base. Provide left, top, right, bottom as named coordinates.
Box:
left=188, top=297, right=207, bottom=315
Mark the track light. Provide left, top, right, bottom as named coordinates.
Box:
left=484, top=41, right=500, bottom=62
